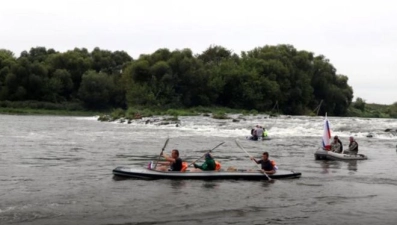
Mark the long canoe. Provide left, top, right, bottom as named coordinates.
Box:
left=112, top=167, right=301, bottom=180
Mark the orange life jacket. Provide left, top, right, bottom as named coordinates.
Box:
left=180, top=162, right=188, bottom=172
left=215, top=161, right=221, bottom=171
left=271, top=160, right=278, bottom=170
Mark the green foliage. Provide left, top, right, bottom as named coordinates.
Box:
left=111, top=108, right=125, bottom=119
left=98, top=114, right=113, bottom=122
left=0, top=44, right=362, bottom=116
left=212, top=112, right=230, bottom=120
left=249, top=109, right=259, bottom=115
left=353, top=97, right=366, bottom=111
left=0, top=101, right=85, bottom=111
left=163, top=116, right=179, bottom=121
left=125, top=107, right=154, bottom=118
left=78, top=70, right=116, bottom=109
left=165, top=109, right=184, bottom=117
left=346, top=102, right=397, bottom=118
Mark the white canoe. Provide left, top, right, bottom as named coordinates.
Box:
left=314, top=149, right=368, bottom=160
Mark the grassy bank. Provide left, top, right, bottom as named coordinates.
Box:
left=0, top=101, right=104, bottom=116
left=2, top=100, right=396, bottom=119
left=0, top=107, right=102, bottom=116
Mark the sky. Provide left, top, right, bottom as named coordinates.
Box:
left=1, top=0, right=396, bottom=104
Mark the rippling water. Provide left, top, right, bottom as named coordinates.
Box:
left=1, top=114, right=397, bottom=225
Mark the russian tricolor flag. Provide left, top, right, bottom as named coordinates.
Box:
left=322, top=114, right=331, bottom=150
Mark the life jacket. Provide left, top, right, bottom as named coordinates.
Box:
left=271, top=160, right=278, bottom=170
left=215, top=161, right=221, bottom=171
left=180, top=162, right=188, bottom=172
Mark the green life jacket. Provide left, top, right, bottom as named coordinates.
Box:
left=263, top=130, right=268, bottom=137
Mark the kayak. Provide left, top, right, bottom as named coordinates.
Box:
left=314, top=149, right=368, bottom=160
left=112, top=167, right=301, bottom=180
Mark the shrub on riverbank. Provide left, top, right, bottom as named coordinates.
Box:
left=0, top=100, right=99, bottom=116
left=346, top=102, right=397, bottom=118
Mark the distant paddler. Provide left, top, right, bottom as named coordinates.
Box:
left=249, top=125, right=262, bottom=140
left=262, top=126, right=268, bottom=138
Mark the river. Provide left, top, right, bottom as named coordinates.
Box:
left=1, top=114, right=397, bottom=225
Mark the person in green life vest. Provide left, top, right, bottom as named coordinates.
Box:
left=193, top=153, right=216, bottom=171
left=262, top=126, right=268, bottom=138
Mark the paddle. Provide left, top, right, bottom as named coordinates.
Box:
left=235, top=139, right=272, bottom=181
left=154, top=138, right=170, bottom=169
left=188, top=142, right=225, bottom=167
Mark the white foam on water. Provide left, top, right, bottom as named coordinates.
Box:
left=81, top=114, right=397, bottom=140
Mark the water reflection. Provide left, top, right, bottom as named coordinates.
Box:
left=347, top=160, right=358, bottom=171
left=202, top=181, right=219, bottom=189
left=170, top=180, right=187, bottom=190
left=319, top=161, right=341, bottom=174
left=261, top=180, right=273, bottom=187
left=112, top=175, right=129, bottom=181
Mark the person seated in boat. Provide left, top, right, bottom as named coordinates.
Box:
left=157, top=149, right=183, bottom=172
left=331, top=136, right=343, bottom=153
left=250, top=125, right=260, bottom=140
left=250, top=151, right=276, bottom=174
left=192, top=153, right=216, bottom=171
left=256, top=126, right=264, bottom=139
left=346, top=137, right=359, bottom=155
left=262, top=126, right=268, bottom=138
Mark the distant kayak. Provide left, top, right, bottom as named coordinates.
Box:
left=314, top=115, right=368, bottom=161
left=112, top=167, right=301, bottom=180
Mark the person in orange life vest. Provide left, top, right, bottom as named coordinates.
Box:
left=156, top=149, right=183, bottom=171
left=250, top=151, right=275, bottom=174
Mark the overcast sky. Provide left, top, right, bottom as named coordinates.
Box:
left=1, top=0, right=396, bottom=104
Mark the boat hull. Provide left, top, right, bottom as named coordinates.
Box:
left=113, top=167, right=301, bottom=180
left=246, top=136, right=272, bottom=141
left=314, top=149, right=368, bottom=160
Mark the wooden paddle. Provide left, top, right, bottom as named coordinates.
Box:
left=154, top=138, right=170, bottom=169
left=188, top=142, right=225, bottom=167
left=235, top=139, right=272, bottom=181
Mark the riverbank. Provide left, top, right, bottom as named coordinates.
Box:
left=1, top=102, right=396, bottom=119
left=0, top=100, right=104, bottom=116
left=0, top=107, right=101, bottom=116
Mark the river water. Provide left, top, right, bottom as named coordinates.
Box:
left=1, top=114, right=397, bottom=225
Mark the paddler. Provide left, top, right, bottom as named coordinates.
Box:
left=156, top=149, right=183, bottom=171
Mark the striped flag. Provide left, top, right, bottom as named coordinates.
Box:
left=322, top=114, right=331, bottom=150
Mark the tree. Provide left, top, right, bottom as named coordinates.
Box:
left=78, top=70, right=115, bottom=109
left=44, top=69, right=74, bottom=102
left=354, top=97, right=366, bottom=111
left=198, top=45, right=233, bottom=65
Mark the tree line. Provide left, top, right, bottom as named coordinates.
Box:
left=0, top=45, right=354, bottom=116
